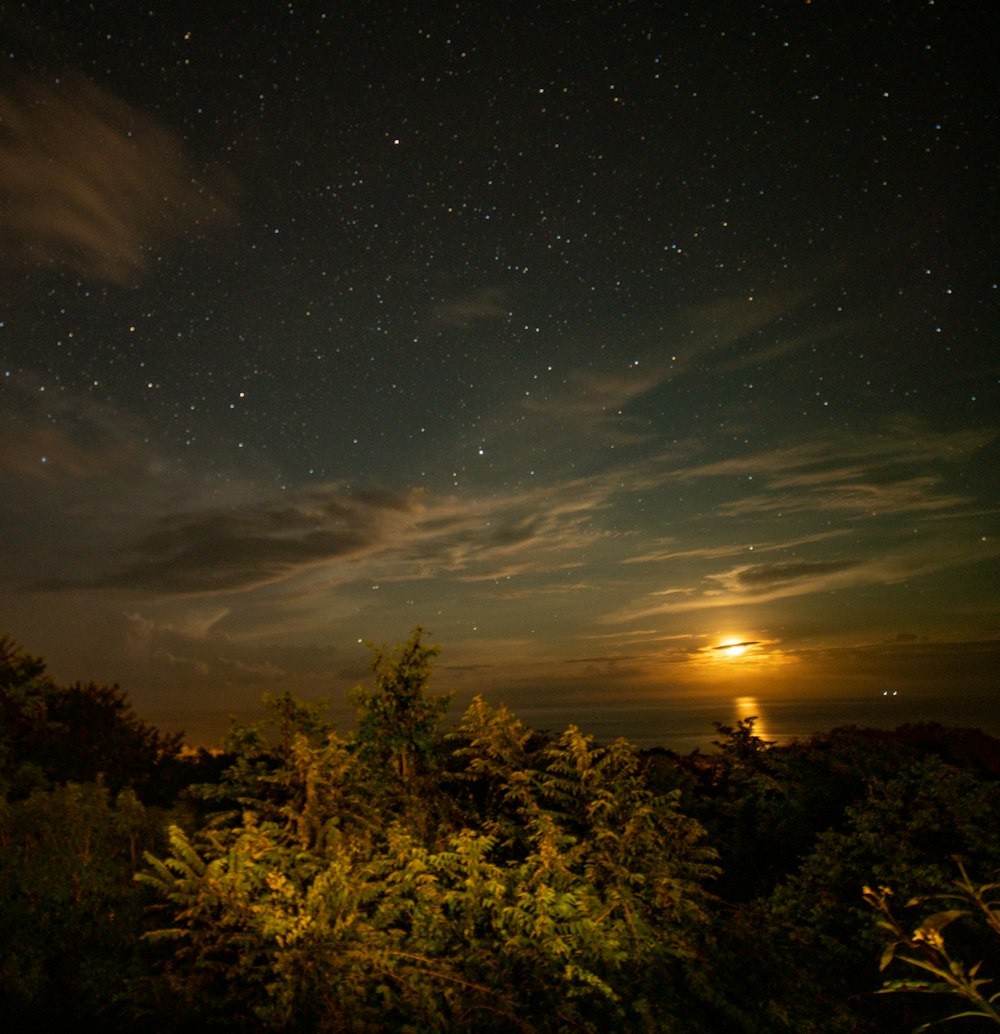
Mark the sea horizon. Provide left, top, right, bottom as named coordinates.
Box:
left=142, top=687, right=1000, bottom=755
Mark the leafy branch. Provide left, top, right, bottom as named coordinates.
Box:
left=864, top=858, right=1000, bottom=1029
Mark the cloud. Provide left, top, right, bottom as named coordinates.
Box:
left=81, top=490, right=422, bottom=594
left=0, top=423, right=139, bottom=483
left=672, top=419, right=995, bottom=521
left=677, top=418, right=994, bottom=482
left=623, top=529, right=849, bottom=565
left=0, top=370, right=145, bottom=483
left=35, top=467, right=622, bottom=599
left=719, top=477, right=972, bottom=519
left=611, top=527, right=1000, bottom=622
left=55, top=411, right=989, bottom=605
left=713, top=320, right=856, bottom=373
left=431, top=287, right=509, bottom=327
left=518, top=365, right=666, bottom=449
left=728, top=560, right=859, bottom=588
left=663, top=286, right=824, bottom=374
left=0, top=74, right=234, bottom=283
left=693, top=556, right=868, bottom=605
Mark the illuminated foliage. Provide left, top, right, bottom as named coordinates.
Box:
left=349, top=626, right=451, bottom=791
left=4, top=632, right=1000, bottom=1031
left=865, top=859, right=1000, bottom=1029
left=139, top=680, right=719, bottom=1030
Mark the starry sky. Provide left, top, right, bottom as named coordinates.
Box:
left=1, top=2, right=997, bottom=744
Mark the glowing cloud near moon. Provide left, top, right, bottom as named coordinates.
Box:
left=714, top=638, right=759, bottom=659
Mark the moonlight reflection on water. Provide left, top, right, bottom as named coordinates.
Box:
left=735, top=695, right=771, bottom=744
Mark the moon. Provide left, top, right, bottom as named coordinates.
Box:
left=714, top=638, right=759, bottom=659
left=720, top=641, right=749, bottom=658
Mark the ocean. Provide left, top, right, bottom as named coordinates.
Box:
left=145, top=688, right=1000, bottom=755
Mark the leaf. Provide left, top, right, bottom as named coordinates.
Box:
left=916, top=909, right=970, bottom=936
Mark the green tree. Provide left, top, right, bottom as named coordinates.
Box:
left=349, top=627, right=451, bottom=792
left=193, top=691, right=337, bottom=821
left=689, top=717, right=788, bottom=901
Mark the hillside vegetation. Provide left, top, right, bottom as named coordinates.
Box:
left=2, top=631, right=998, bottom=1032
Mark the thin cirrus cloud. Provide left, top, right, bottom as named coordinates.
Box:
left=66, top=490, right=425, bottom=595
left=717, top=477, right=973, bottom=519
left=614, top=530, right=999, bottom=622
left=601, top=420, right=997, bottom=621
left=25, top=409, right=993, bottom=606
left=45, top=474, right=622, bottom=598
left=430, top=287, right=510, bottom=327
left=0, top=74, right=234, bottom=283
left=622, top=529, right=851, bottom=566
left=0, top=370, right=146, bottom=483
left=675, top=419, right=995, bottom=482
left=8, top=378, right=995, bottom=694
left=671, top=421, right=994, bottom=522
left=728, top=560, right=860, bottom=587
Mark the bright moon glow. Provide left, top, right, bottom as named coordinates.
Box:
left=717, top=638, right=751, bottom=659
left=693, top=637, right=799, bottom=679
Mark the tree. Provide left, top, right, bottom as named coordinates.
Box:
left=753, top=755, right=1000, bottom=1032
left=0, top=636, right=183, bottom=803
left=689, top=717, right=788, bottom=901
left=349, top=627, right=451, bottom=792
left=0, top=781, right=165, bottom=1030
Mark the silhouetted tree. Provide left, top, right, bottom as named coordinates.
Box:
left=0, top=637, right=183, bottom=802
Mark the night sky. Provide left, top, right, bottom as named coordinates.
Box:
left=2, top=2, right=997, bottom=743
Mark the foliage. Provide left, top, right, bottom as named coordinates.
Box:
left=865, top=859, right=1000, bottom=1029
left=686, top=717, right=788, bottom=901
left=193, top=691, right=337, bottom=815
left=755, top=755, right=1000, bottom=1031
left=138, top=691, right=720, bottom=1031
left=349, top=626, right=451, bottom=792
left=682, top=719, right=927, bottom=904
left=0, top=780, right=167, bottom=1030
left=0, top=636, right=184, bottom=803
left=5, top=630, right=1000, bottom=1031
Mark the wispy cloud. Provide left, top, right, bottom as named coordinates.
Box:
left=718, top=477, right=972, bottom=519
left=671, top=419, right=994, bottom=521
left=0, top=371, right=144, bottom=483
left=623, top=529, right=849, bottom=565
left=714, top=319, right=857, bottom=373
left=93, top=491, right=414, bottom=593
left=612, top=529, right=1000, bottom=622
left=676, top=418, right=994, bottom=482
left=430, top=286, right=510, bottom=327
left=714, top=559, right=861, bottom=590
left=37, top=469, right=621, bottom=598
left=0, top=74, right=234, bottom=283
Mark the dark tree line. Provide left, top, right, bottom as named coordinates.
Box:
left=1, top=631, right=998, bottom=1032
